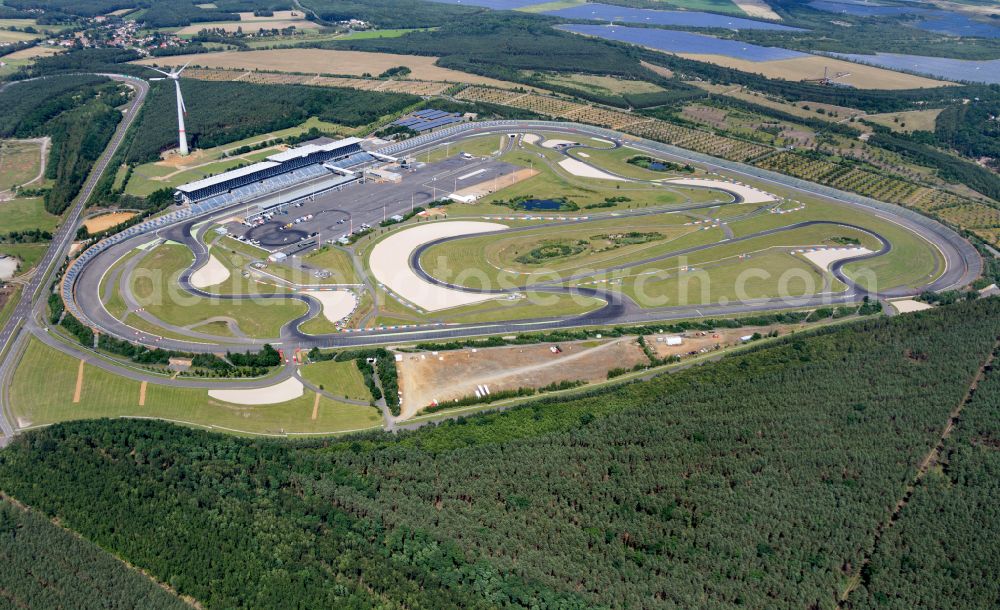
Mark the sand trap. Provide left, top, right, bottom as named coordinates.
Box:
left=209, top=377, right=303, bottom=405
left=800, top=247, right=872, bottom=270
left=591, top=137, right=614, bottom=146
left=558, top=158, right=623, bottom=181
left=190, top=253, right=230, bottom=288
left=542, top=139, right=579, bottom=149
left=578, top=152, right=590, bottom=158
left=305, top=290, right=357, bottom=324
left=522, top=133, right=541, bottom=145
left=891, top=299, right=934, bottom=314
left=665, top=178, right=776, bottom=203
left=369, top=221, right=508, bottom=311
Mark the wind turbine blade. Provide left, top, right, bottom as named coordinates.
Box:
left=176, top=61, right=192, bottom=75
left=145, top=66, right=171, bottom=77
left=149, top=77, right=165, bottom=81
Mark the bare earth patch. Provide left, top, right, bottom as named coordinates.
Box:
left=396, top=338, right=649, bottom=419
left=83, top=211, right=137, bottom=234
left=677, top=54, right=950, bottom=89
left=452, top=167, right=538, bottom=200
left=136, top=50, right=522, bottom=88
left=733, top=0, right=782, bottom=20
left=891, top=299, right=934, bottom=314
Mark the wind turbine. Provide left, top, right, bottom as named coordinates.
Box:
left=146, top=62, right=191, bottom=156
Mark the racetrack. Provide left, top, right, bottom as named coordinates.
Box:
left=60, top=120, right=981, bottom=356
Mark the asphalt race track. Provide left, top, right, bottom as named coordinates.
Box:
left=63, top=121, right=982, bottom=355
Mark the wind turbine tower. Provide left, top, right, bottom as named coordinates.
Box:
left=146, top=62, right=191, bottom=156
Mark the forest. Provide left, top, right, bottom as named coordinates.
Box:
left=301, top=0, right=476, bottom=29
left=0, top=75, right=127, bottom=213
left=1, top=298, right=998, bottom=608
left=123, top=79, right=417, bottom=164
left=0, top=497, right=189, bottom=609
left=848, top=339, right=1000, bottom=609
left=934, top=100, right=1000, bottom=169
left=331, top=13, right=654, bottom=80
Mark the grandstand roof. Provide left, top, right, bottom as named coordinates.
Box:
left=266, top=137, right=363, bottom=163
left=176, top=161, right=281, bottom=194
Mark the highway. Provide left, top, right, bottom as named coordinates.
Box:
left=0, top=75, right=149, bottom=444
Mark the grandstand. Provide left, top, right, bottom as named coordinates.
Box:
left=173, top=137, right=372, bottom=205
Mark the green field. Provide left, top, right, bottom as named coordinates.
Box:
left=729, top=197, right=944, bottom=291
left=0, top=29, right=39, bottom=42
left=130, top=243, right=306, bottom=338
left=10, top=338, right=383, bottom=435
left=0, top=197, right=59, bottom=232
left=257, top=244, right=360, bottom=287
left=420, top=215, right=882, bottom=307
left=0, top=139, right=43, bottom=191
left=566, top=145, right=699, bottom=181
left=299, top=359, right=372, bottom=402
left=421, top=215, right=704, bottom=284
left=420, top=134, right=506, bottom=163
left=437, top=292, right=605, bottom=323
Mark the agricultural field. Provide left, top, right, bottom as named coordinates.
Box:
left=8, top=338, right=382, bottom=436
left=864, top=108, right=944, bottom=133
left=173, top=10, right=320, bottom=35
left=0, top=42, right=63, bottom=78
left=183, top=68, right=453, bottom=96
left=135, top=49, right=523, bottom=88
left=456, top=86, right=773, bottom=162
left=533, top=71, right=668, bottom=97
left=675, top=54, right=951, bottom=89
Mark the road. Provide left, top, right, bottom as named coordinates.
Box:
left=0, top=74, right=149, bottom=444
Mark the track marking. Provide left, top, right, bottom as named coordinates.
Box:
left=72, top=360, right=84, bottom=403
left=139, top=381, right=147, bottom=406
left=311, top=393, right=320, bottom=420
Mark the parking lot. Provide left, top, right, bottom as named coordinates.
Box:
left=224, top=154, right=523, bottom=254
